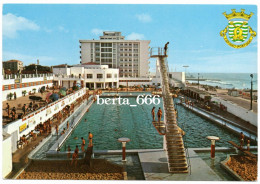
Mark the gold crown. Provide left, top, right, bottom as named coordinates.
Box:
left=223, top=9, right=254, bottom=20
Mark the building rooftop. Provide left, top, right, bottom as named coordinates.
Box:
left=81, top=62, right=99, bottom=65
left=52, top=64, right=72, bottom=68
left=3, top=60, right=23, bottom=63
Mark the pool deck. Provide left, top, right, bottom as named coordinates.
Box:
left=138, top=149, right=222, bottom=181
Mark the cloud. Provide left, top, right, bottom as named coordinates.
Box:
left=126, top=32, right=145, bottom=40
left=58, top=26, right=69, bottom=33
left=91, top=28, right=103, bottom=35
left=2, top=51, right=55, bottom=66
left=136, top=13, right=152, bottom=23
left=3, top=13, right=40, bottom=38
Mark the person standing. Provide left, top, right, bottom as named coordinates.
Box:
left=81, top=137, right=86, bottom=151
left=151, top=107, right=155, bottom=121
left=88, top=132, right=93, bottom=147
left=164, top=42, right=169, bottom=55
left=67, top=121, right=69, bottom=130
left=22, top=104, right=27, bottom=115
left=240, top=132, right=245, bottom=149
left=67, top=145, right=71, bottom=158
left=157, top=107, right=163, bottom=123
left=55, top=125, right=59, bottom=135
left=14, top=92, right=17, bottom=100
left=6, top=103, right=10, bottom=117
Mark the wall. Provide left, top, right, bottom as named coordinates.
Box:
left=53, top=68, right=70, bottom=75
left=80, top=42, right=91, bottom=64
left=169, top=72, right=185, bottom=83
left=139, top=40, right=150, bottom=77
left=211, top=96, right=257, bottom=127
left=2, top=83, right=53, bottom=101
left=3, top=88, right=86, bottom=153
left=70, top=67, right=84, bottom=76
left=2, top=133, right=12, bottom=178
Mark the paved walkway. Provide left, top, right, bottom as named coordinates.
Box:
left=138, top=149, right=222, bottom=181
left=187, top=84, right=258, bottom=113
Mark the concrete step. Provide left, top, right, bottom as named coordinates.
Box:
left=168, top=158, right=187, bottom=162
left=167, top=149, right=185, bottom=153
left=169, top=167, right=189, bottom=173
left=169, top=163, right=187, bottom=167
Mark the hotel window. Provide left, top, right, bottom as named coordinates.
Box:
left=107, top=74, right=112, bottom=78
left=97, top=74, right=103, bottom=78
left=87, top=74, right=93, bottom=78
left=125, top=53, right=127, bottom=56
left=101, top=43, right=112, bottom=47
left=101, top=48, right=112, bottom=52
left=114, top=74, right=118, bottom=78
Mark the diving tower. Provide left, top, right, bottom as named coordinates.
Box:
left=150, top=45, right=189, bottom=173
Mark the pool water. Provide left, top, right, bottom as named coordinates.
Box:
left=60, top=95, right=247, bottom=151
left=197, top=151, right=236, bottom=181
left=95, top=154, right=145, bottom=180
left=61, top=97, right=164, bottom=151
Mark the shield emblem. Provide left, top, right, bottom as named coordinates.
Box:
left=228, top=20, right=248, bottom=43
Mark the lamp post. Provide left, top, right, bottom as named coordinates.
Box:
left=183, top=65, right=189, bottom=78
left=198, top=73, right=200, bottom=89
left=250, top=74, right=253, bottom=110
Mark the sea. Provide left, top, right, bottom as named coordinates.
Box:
left=186, top=73, right=258, bottom=90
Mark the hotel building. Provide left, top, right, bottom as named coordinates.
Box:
left=79, top=31, right=150, bottom=78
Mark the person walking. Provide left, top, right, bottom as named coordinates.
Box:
left=151, top=107, right=155, bottom=121
left=88, top=132, right=93, bottom=147
left=157, top=107, right=163, bottom=123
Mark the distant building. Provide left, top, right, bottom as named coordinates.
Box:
left=3, top=60, right=23, bottom=72
left=53, top=62, right=119, bottom=89
left=79, top=31, right=150, bottom=78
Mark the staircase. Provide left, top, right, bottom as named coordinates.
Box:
left=158, top=56, right=188, bottom=173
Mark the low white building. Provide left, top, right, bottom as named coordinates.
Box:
left=53, top=62, right=119, bottom=89
left=2, top=73, right=53, bottom=101
left=151, top=59, right=186, bottom=88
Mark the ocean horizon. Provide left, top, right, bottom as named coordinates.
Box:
left=187, top=73, right=258, bottom=90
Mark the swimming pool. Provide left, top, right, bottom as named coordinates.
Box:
left=60, top=95, right=247, bottom=151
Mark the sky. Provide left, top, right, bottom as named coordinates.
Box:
left=2, top=4, right=258, bottom=73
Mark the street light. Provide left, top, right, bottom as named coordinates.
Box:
left=183, top=65, right=189, bottom=77
left=198, top=73, right=200, bottom=89
left=250, top=74, right=253, bottom=110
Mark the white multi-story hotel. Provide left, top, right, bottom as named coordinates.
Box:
left=53, top=63, right=119, bottom=89
left=79, top=31, right=150, bottom=78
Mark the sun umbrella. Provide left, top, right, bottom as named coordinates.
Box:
left=46, top=92, right=52, bottom=100
left=59, top=89, right=66, bottom=96
left=40, top=86, right=46, bottom=91
left=29, top=96, right=42, bottom=101
left=49, top=93, right=59, bottom=101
